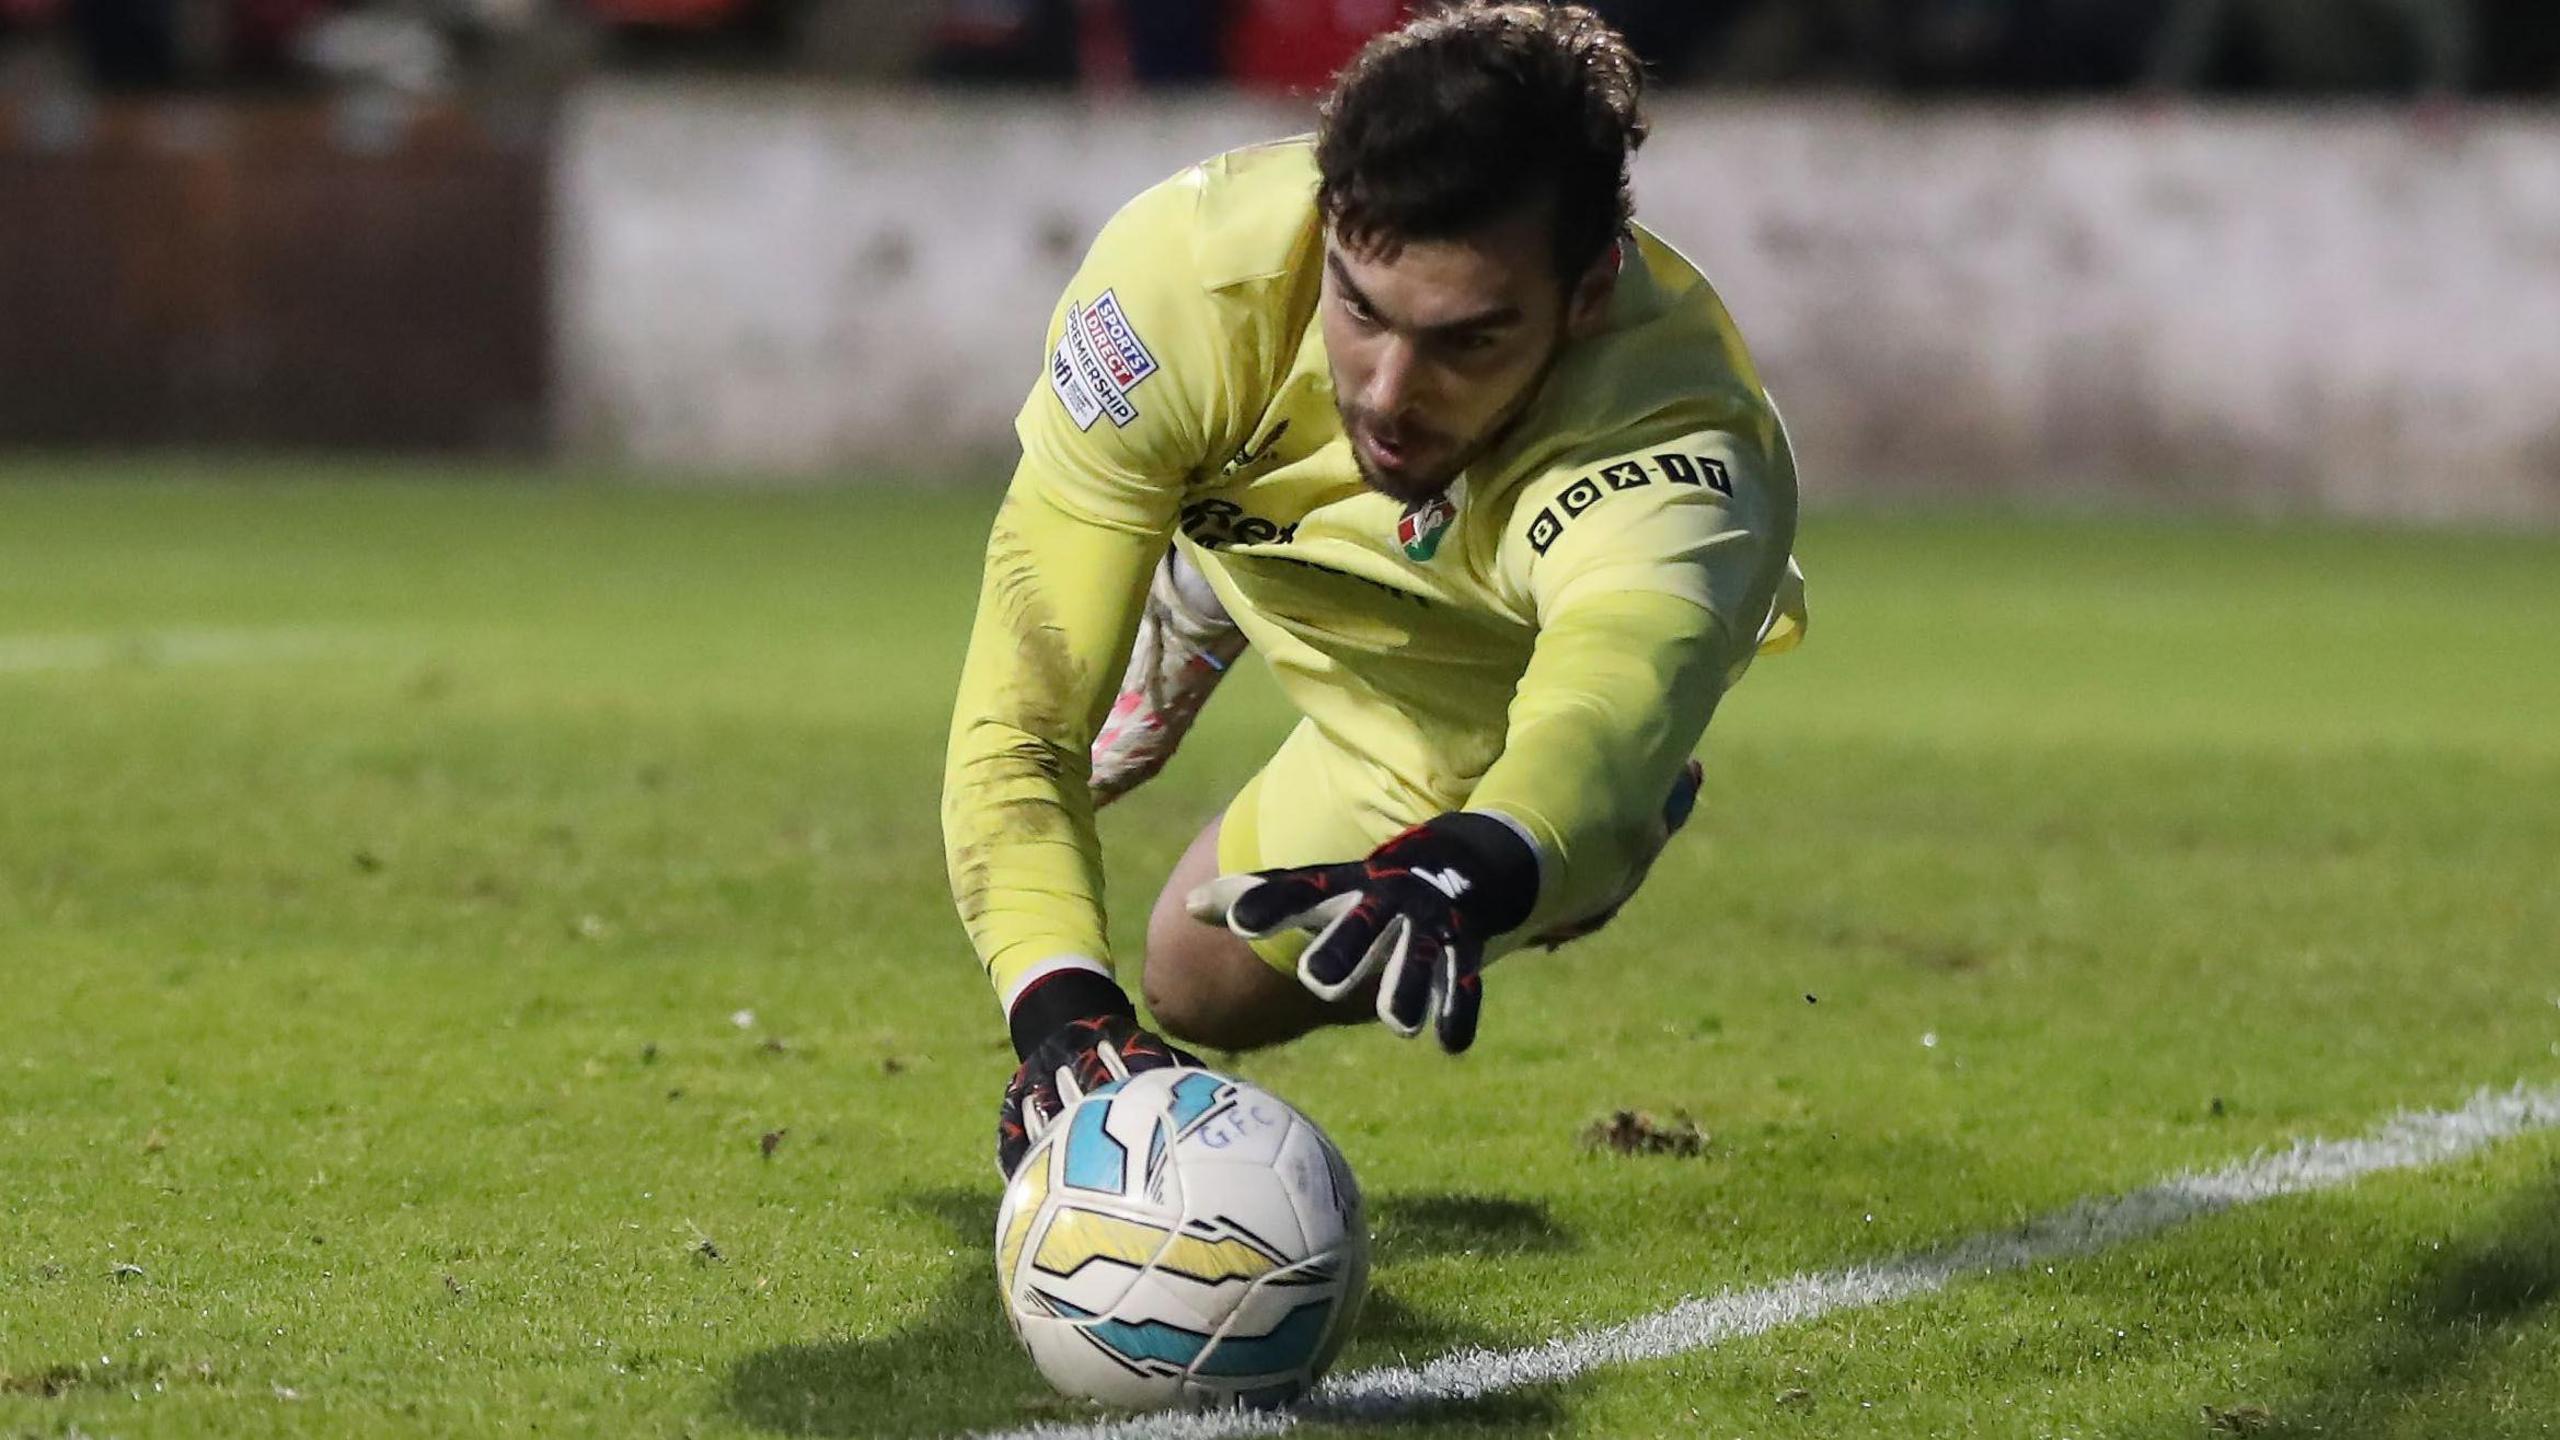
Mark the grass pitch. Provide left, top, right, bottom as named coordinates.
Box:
left=3, top=460, right=2558, bottom=1439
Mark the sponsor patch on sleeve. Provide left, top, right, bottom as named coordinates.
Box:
left=1048, top=290, right=1161, bottom=432
left=1523, top=450, right=1736, bottom=555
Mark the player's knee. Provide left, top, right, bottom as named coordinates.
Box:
left=1142, top=904, right=1281, bottom=1052
left=1140, top=947, right=1242, bottom=1050
left=1139, top=972, right=1208, bottom=1047
left=1146, top=917, right=1244, bottom=1040
left=1140, top=812, right=1330, bottom=1052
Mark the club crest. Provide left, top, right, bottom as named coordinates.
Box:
left=1396, top=493, right=1457, bottom=562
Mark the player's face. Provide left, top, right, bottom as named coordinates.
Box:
left=1321, top=204, right=1616, bottom=504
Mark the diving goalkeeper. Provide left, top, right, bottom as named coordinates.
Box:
left=944, top=2, right=1808, bottom=1178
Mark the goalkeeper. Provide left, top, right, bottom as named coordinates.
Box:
left=945, top=2, right=1808, bottom=1178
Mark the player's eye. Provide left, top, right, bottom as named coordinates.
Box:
left=1340, top=293, right=1381, bottom=328
left=1426, top=330, right=1503, bottom=363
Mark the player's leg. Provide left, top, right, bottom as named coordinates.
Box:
left=1140, top=810, right=1363, bottom=1052
left=1142, top=722, right=1395, bottom=1049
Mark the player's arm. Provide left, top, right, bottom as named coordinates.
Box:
left=1467, top=429, right=1801, bottom=940
left=1466, top=590, right=1726, bottom=936
left=940, top=169, right=1237, bottom=1174
left=958, top=489, right=1219, bottom=1181
left=944, top=477, right=1163, bottom=1040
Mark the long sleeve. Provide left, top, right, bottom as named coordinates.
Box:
left=1467, top=589, right=1731, bottom=936
left=943, top=469, right=1166, bottom=1008
left=1480, top=416, right=1804, bottom=939
left=941, top=162, right=1240, bottom=1012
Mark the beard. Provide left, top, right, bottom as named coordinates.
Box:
left=1335, top=340, right=1566, bottom=507
left=1341, top=413, right=1483, bottom=505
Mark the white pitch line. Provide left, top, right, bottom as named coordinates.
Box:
left=0, top=628, right=375, bottom=674
left=970, top=1082, right=2560, bottom=1440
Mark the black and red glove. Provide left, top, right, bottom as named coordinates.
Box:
left=1186, top=812, right=1539, bottom=1055
left=996, top=968, right=1202, bottom=1179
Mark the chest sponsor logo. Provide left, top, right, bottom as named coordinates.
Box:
left=1525, top=451, right=1733, bottom=555
left=1048, top=289, right=1160, bottom=432
left=1181, top=497, right=1298, bottom=550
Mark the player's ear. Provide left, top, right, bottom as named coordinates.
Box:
left=1563, top=239, right=1621, bottom=340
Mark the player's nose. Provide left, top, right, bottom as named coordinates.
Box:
left=1362, top=336, right=1420, bottom=418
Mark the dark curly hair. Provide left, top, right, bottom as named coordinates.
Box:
left=1316, top=3, right=1648, bottom=285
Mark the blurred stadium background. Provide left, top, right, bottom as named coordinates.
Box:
left=4, top=0, right=2557, bottom=521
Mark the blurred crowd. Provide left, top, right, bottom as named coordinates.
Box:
left=925, top=0, right=2554, bottom=96
left=5, top=0, right=2556, bottom=97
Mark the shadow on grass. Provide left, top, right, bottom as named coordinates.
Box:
left=2139, top=1163, right=2560, bottom=1437
left=723, top=1187, right=1575, bottom=1437
left=1370, top=1192, right=1579, bottom=1261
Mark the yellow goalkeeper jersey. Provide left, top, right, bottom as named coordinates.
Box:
left=945, top=138, right=1805, bottom=1010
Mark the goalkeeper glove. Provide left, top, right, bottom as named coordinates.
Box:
left=1090, top=551, right=1247, bottom=808
left=1186, top=812, right=1538, bottom=1054
left=996, top=967, right=1202, bottom=1179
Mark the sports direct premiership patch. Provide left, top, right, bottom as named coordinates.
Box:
left=1049, top=290, right=1160, bottom=431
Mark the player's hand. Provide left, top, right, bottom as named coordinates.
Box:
left=997, top=969, right=1202, bottom=1179
left=1186, top=813, right=1538, bottom=1054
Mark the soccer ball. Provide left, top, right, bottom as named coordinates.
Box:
left=994, top=1067, right=1369, bottom=1411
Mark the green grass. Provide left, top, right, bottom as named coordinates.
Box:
left=3, top=457, right=2558, bottom=1438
